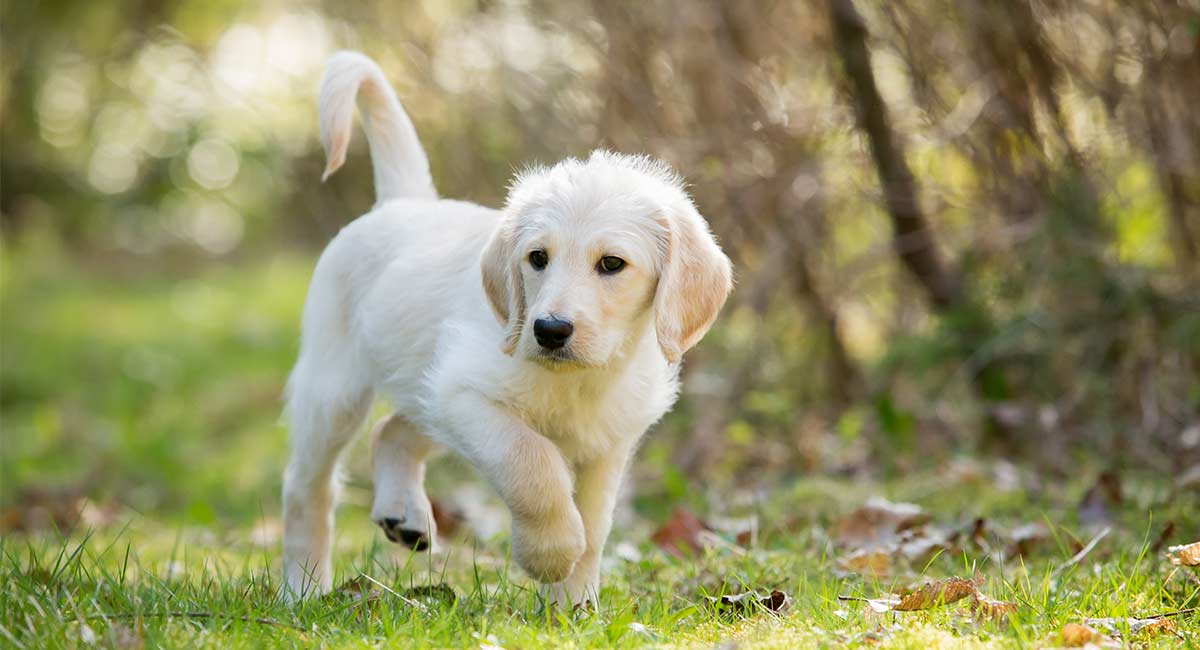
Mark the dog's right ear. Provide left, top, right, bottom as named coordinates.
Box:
left=481, top=218, right=525, bottom=355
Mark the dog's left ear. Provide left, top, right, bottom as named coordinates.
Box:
left=481, top=217, right=526, bottom=355
left=654, top=201, right=733, bottom=364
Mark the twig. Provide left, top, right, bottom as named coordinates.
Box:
left=93, top=611, right=308, bottom=633
left=1139, top=607, right=1197, bottom=620
left=355, top=573, right=425, bottom=611
left=1051, top=527, right=1110, bottom=579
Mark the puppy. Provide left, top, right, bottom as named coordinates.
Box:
left=282, top=51, right=732, bottom=607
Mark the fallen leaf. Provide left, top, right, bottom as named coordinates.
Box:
left=651, top=508, right=713, bottom=558
left=837, top=575, right=983, bottom=614
left=837, top=549, right=891, bottom=577
left=834, top=497, right=930, bottom=550
left=1167, top=541, right=1200, bottom=567
left=892, top=575, right=981, bottom=611
left=1059, top=623, right=1105, bottom=646
left=970, top=590, right=1018, bottom=621
left=709, top=589, right=790, bottom=615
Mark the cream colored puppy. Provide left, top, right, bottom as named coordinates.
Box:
left=282, top=51, right=732, bottom=607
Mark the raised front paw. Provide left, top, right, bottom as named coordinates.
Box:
left=512, top=508, right=586, bottom=583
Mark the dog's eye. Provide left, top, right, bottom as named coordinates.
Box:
left=597, top=256, right=626, bottom=274
left=529, top=249, right=549, bottom=270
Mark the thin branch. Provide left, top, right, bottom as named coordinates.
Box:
left=1051, top=527, right=1111, bottom=579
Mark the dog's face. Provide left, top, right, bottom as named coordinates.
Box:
left=482, top=152, right=732, bottom=368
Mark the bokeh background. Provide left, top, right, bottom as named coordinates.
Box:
left=2, top=0, right=1198, bottom=531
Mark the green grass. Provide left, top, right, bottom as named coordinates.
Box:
left=3, top=477, right=1197, bottom=649
left=1, top=244, right=1198, bottom=648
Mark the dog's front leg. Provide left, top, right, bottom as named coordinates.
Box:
left=543, top=451, right=628, bottom=609
left=438, top=391, right=585, bottom=583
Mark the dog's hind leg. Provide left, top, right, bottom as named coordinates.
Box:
left=282, top=368, right=372, bottom=601
left=370, top=413, right=440, bottom=550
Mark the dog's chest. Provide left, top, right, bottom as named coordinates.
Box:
left=513, top=371, right=676, bottom=464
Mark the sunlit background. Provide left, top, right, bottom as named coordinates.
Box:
left=2, top=1, right=1198, bottom=531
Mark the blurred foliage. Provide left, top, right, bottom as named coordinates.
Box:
left=2, top=0, right=1199, bottom=520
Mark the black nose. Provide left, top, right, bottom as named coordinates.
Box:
left=533, top=317, right=574, bottom=349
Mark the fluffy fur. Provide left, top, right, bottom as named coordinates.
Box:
left=282, top=51, right=733, bottom=607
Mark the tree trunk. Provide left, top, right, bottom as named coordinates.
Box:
left=827, top=0, right=1014, bottom=447
left=827, top=0, right=961, bottom=309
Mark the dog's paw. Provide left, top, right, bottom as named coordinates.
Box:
left=512, top=508, right=586, bottom=583
left=371, top=483, right=437, bottom=551
left=541, top=577, right=598, bottom=611
left=375, top=516, right=433, bottom=551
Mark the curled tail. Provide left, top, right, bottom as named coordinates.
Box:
left=318, top=51, right=437, bottom=203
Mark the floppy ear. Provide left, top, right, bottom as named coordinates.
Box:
left=654, top=202, right=733, bottom=364
left=480, top=219, right=526, bottom=355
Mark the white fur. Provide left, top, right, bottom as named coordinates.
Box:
left=282, top=51, right=732, bottom=607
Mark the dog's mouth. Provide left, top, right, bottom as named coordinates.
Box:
left=532, top=347, right=589, bottom=369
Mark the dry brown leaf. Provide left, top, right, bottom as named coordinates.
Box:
left=834, top=497, right=930, bottom=550
left=1167, top=541, right=1200, bottom=567
left=838, top=575, right=983, bottom=614
left=651, top=508, right=713, bottom=558
left=837, top=549, right=891, bottom=577
left=1059, top=623, right=1105, bottom=646
left=970, top=590, right=1018, bottom=621
left=892, top=575, right=981, bottom=611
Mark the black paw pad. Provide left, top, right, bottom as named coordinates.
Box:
left=376, top=518, right=430, bottom=551
left=400, top=529, right=430, bottom=551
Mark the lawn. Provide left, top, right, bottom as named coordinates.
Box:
left=1, top=247, right=1197, bottom=648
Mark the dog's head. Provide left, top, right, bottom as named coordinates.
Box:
left=481, top=151, right=732, bottom=368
